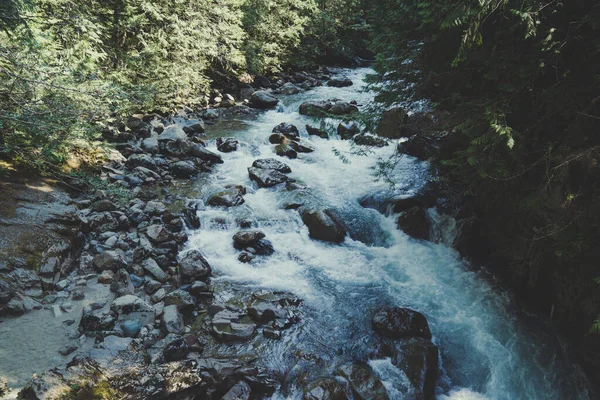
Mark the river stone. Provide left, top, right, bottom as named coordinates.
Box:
left=397, top=207, right=430, bottom=240
left=163, top=337, right=189, bottom=361
left=144, top=201, right=167, bottom=216
left=250, top=91, right=279, bottom=109
left=272, top=122, right=300, bottom=140
left=303, top=378, right=348, bottom=400
left=277, top=82, right=302, bottom=95
left=329, top=102, right=359, bottom=115
left=121, top=319, right=142, bottom=338
left=391, top=337, right=438, bottom=400
left=142, top=258, right=169, bottom=282
left=372, top=307, right=432, bottom=339
left=178, top=250, right=212, bottom=282
left=80, top=306, right=117, bottom=332
left=269, top=133, right=286, bottom=144
left=111, top=295, right=153, bottom=315
left=170, top=161, right=197, bottom=178
left=306, top=124, right=329, bottom=139
left=182, top=119, right=205, bottom=135
left=232, top=230, right=266, bottom=249
left=217, top=137, right=239, bottom=153
left=86, top=212, right=120, bottom=233
left=158, top=124, right=187, bottom=142
left=222, top=381, right=251, bottom=400
left=190, top=144, right=224, bottom=164
left=376, top=107, right=409, bottom=139
left=248, top=167, right=288, bottom=187
left=142, top=137, right=159, bottom=153
left=92, top=199, right=117, bottom=212
left=211, top=309, right=257, bottom=342
left=354, top=134, right=388, bottom=147
left=336, top=363, right=389, bottom=400
left=207, top=186, right=246, bottom=207
left=275, top=143, right=298, bottom=159
left=162, top=138, right=192, bottom=157
left=92, top=251, right=125, bottom=272
left=288, top=140, right=315, bottom=153
left=163, top=289, right=195, bottom=312
left=337, top=122, right=360, bottom=140
left=145, top=224, right=171, bottom=243
left=252, top=158, right=291, bottom=173
left=250, top=239, right=275, bottom=256
left=162, top=304, right=185, bottom=335
left=127, top=153, right=157, bottom=169
left=300, top=208, right=347, bottom=243
left=299, top=101, right=332, bottom=117
left=327, top=77, right=353, bottom=87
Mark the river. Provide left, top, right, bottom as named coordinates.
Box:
left=177, top=68, right=591, bottom=399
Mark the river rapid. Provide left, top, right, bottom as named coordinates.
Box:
left=179, top=68, right=591, bottom=400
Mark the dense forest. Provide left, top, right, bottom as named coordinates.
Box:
left=2, top=0, right=600, bottom=395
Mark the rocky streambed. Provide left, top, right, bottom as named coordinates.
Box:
left=0, top=68, right=592, bottom=399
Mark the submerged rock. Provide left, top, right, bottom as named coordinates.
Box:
left=300, top=208, right=347, bottom=243
left=217, top=137, right=239, bottom=153
left=275, top=143, right=298, bottom=159
left=337, top=122, right=360, bottom=140
left=207, top=186, right=246, bottom=207
left=327, top=77, right=353, bottom=87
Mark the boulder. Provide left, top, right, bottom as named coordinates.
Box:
left=92, top=251, right=125, bottom=272
left=299, top=101, right=332, bottom=117
left=327, top=77, right=353, bottom=87
left=397, top=207, right=430, bottom=240
left=189, top=144, right=224, bottom=164
left=306, top=125, right=329, bottom=139
left=250, top=91, right=279, bottom=109
left=329, top=102, right=359, bottom=115
left=80, top=306, right=117, bottom=332
left=288, top=140, right=315, bottom=153
left=372, top=307, right=432, bottom=340
left=232, top=230, right=266, bottom=250
left=254, top=75, right=271, bottom=88
left=158, top=125, right=187, bottom=142
left=207, top=186, right=246, bottom=207
left=252, top=158, right=291, bottom=173
left=397, top=134, right=439, bottom=160
left=391, top=338, right=438, bottom=400
left=127, top=154, right=156, bottom=170
left=272, top=123, right=300, bottom=140
left=162, top=138, right=192, bottom=157
left=145, top=224, right=171, bottom=243
left=248, top=167, right=288, bottom=188
left=162, top=304, right=185, bottom=335
left=141, top=137, right=159, bottom=154
left=170, top=161, right=197, bottom=178
left=376, top=107, right=409, bottom=139
left=269, top=133, right=286, bottom=144
left=217, top=138, right=239, bottom=153
left=111, top=295, right=153, bottom=315
left=337, top=363, right=389, bottom=400
left=163, top=337, right=189, bottom=361
left=181, top=119, right=205, bottom=135
left=303, top=378, right=348, bottom=400
left=300, top=208, right=347, bottom=243
left=353, top=134, right=388, bottom=147
left=142, top=258, right=169, bottom=283
left=337, top=122, right=360, bottom=140
left=178, top=250, right=212, bottom=282
left=275, top=144, right=297, bottom=159
left=211, top=308, right=257, bottom=342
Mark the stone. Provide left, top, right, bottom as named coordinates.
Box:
left=158, top=124, right=187, bottom=142
left=170, top=161, right=197, bottom=178
left=353, top=134, right=388, bottom=147
left=207, top=186, right=246, bottom=207
left=238, top=252, right=255, bottom=263
left=232, top=230, right=266, bottom=249
left=250, top=239, right=275, bottom=256
left=4, top=297, right=25, bottom=316
left=187, top=281, right=211, bottom=297
left=272, top=122, right=300, bottom=140
left=211, top=309, right=257, bottom=342
left=163, top=289, right=195, bottom=311
left=300, top=208, right=347, bottom=243
left=127, top=153, right=156, bottom=170
left=276, top=82, right=302, bottom=95
left=190, top=144, right=224, bottom=164
left=111, top=295, right=153, bottom=315
left=162, top=304, right=185, bottom=335
left=269, top=133, right=285, bottom=144
left=372, top=307, right=432, bottom=339
left=248, top=167, right=288, bottom=188
left=303, top=378, right=348, bottom=400
left=288, top=140, right=315, bottom=153
left=163, top=337, right=189, bottom=361
left=250, top=91, right=279, bottom=109
left=252, top=158, right=291, bottom=173
left=336, top=363, right=389, bottom=400
left=182, top=119, right=205, bottom=135
left=217, top=137, right=239, bottom=153
left=58, top=345, right=78, bottom=356
left=337, top=122, right=360, bottom=140
left=327, top=77, right=353, bottom=87
left=222, top=381, right=251, bottom=400
left=201, top=109, right=220, bottom=119
left=144, top=201, right=167, bottom=216
left=71, top=289, right=85, bottom=300
left=397, top=207, right=430, bottom=240
left=391, top=338, right=438, bottom=400
left=178, top=250, right=212, bottom=282
left=92, top=251, right=125, bottom=272
left=80, top=306, right=116, bottom=332
left=145, top=224, right=171, bottom=243
left=329, top=102, right=359, bottom=115
left=376, top=107, right=409, bottom=139
left=92, top=199, right=117, bottom=212
left=142, top=137, right=159, bottom=153
left=275, top=143, right=297, bottom=159
left=142, top=258, right=169, bottom=283
left=306, top=124, right=328, bottom=139
left=162, top=138, right=192, bottom=157
left=121, top=319, right=142, bottom=338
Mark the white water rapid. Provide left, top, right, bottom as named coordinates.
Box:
left=183, top=68, right=590, bottom=400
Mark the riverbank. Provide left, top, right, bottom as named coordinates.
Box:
left=0, top=68, right=593, bottom=400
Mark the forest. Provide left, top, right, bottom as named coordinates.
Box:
left=1, top=0, right=600, bottom=398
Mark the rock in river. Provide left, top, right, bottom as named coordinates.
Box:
left=250, top=91, right=279, bottom=109
left=300, top=208, right=347, bottom=243
left=248, top=167, right=288, bottom=188
left=207, top=185, right=246, bottom=207
left=372, top=307, right=432, bottom=339
left=178, top=250, right=212, bottom=282
left=252, top=158, right=291, bottom=173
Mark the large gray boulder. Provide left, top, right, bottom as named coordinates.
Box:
left=207, top=186, right=246, bottom=207
left=248, top=167, right=288, bottom=188
left=397, top=207, right=430, bottom=240
left=92, top=251, right=125, bottom=272
left=327, top=77, right=353, bottom=87
left=178, top=250, right=212, bottom=282
left=300, top=208, right=347, bottom=243
left=252, top=158, right=291, bottom=173
left=162, top=304, right=185, bottom=334
left=250, top=91, right=279, bottom=109
left=158, top=124, right=187, bottom=142
left=190, top=144, right=223, bottom=164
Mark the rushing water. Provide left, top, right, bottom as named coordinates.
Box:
left=184, top=68, right=590, bottom=399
